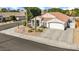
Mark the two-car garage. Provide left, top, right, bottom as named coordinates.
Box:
left=48, top=22, right=65, bottom=30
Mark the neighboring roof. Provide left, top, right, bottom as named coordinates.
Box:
left=0, top=12, right=25, bottom=17
left=41, top=12, right=70, bottom=22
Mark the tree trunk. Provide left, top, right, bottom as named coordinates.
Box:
left=34, top=17, right=37, bottom=32
left=25, top=9, right=28, bottom=26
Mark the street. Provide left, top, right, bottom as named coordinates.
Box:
left=0, top=21, right=76, bottom=51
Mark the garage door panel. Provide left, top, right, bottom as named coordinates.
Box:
left=49, top=23, right=64, bottom=30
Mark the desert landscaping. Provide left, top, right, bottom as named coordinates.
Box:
left=1, top=7, right=79, bottom=50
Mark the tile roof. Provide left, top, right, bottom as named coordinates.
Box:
left=41, top=12, right=70, bottom=22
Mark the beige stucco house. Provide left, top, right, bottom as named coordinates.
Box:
left=31, top=12, right=71, bottom=30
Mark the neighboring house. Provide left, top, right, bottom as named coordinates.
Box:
left=0, top=12, right=25, bottom=22
left=31, top=12, right=71, bottom=30
left=69, top=17, right=79, bottom=29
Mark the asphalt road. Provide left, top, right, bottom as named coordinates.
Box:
left=0, top=21, right=22, bottom=31
left=0, top=21, right=76, bottom=51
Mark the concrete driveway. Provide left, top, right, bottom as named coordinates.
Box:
left=40, top=29, right=63, bottom=40
left=40, top=28, right=74, bottom=44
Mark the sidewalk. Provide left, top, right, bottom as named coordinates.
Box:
left=0, top=21, right=14, bottom=26
left=0, top=27, right=78, bottom=50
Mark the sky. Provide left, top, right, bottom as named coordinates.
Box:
left=39, top=7, right=79, bottom=10
left=4, top=7, right=50, bottom=10
left=1, top=7, right=79, bottom=11
left=3, top=7, right=24, bottom=10
left=60, top=7, right=78, bottom=10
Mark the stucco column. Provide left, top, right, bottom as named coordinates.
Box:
left=34, top=18, right=36, bottom=28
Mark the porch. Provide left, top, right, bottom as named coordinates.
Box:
left=31, top=18, right=47, bottom=28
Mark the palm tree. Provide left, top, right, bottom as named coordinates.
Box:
left=24, top=8, right=33, bottom=26
left=24, top=7, right=41, bottom=32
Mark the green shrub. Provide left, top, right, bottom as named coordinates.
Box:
left=40, top=25, right=47, bottom=28
left=28, top=29, right=33, bottom=32
left=22, top=21, right=26, bottom=26
left=37, top=29, right=43, bottom=32
left=9, top=15, right=16, bottom=21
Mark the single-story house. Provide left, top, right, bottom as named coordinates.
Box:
left=0, top=12, right=25, bottom=22
left=31, top=12, right=71, bottom=30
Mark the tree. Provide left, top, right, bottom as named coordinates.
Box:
left=65, top=9, right=78, bottom=16
left=47, top=8, right=79, bottom=16
left=1, top=8, right=8, bottom=12
left=24, top=7, right=41, bottom=32
left=42, top=9, right=48, bottom=14
left=48, top=8, right=63, bottom=13
left=9, top=10, right=19, bottom=12
left=73, top=8, right=79, bottom=16
left=24, top=7, right=41, bottom=21
left=24, top=7, right=33, bottom=27
left=61, top=10, right=69, bottom=14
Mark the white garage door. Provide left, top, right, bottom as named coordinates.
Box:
left=49, top=23, right=64, bottom=30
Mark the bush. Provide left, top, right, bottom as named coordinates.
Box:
left=40, top=25, right=47, bottom=28
left=37, top=29, right=43, bottom=32
left=22, top=21, right=27, bottom=26
left=9, top=16, right=16, bottom=21
left=28, top=29, right=33, bottom=32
